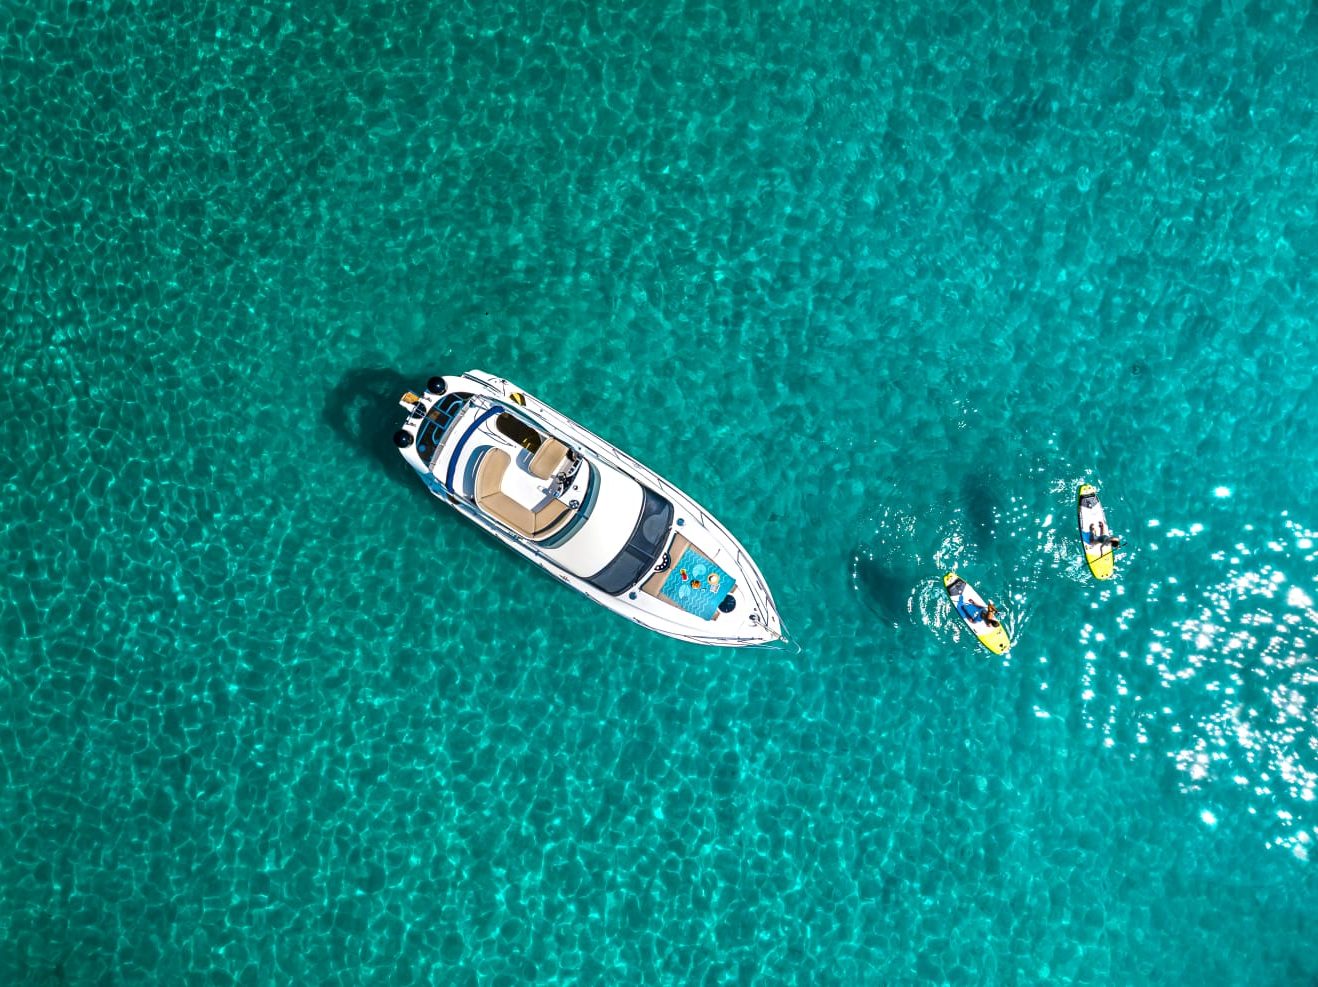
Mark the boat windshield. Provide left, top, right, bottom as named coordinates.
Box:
left=495, top=412, right=542, bottom=452
left=585, top=485, right=674, bottom=595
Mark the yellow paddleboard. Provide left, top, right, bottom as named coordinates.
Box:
left=1077, top=483, right=1118, bottom=579
left=943, top=572, right=1010, bottom=655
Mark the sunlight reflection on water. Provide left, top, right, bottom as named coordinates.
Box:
left=1082, top=514, right=1317, bottom=861
left=858, top=484, right=1317, bottom=863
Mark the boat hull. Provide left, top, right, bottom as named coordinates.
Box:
left=395, top=371, right=783, bottom=647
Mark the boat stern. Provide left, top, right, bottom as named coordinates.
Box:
left=393, top=376, right=468, bottom=476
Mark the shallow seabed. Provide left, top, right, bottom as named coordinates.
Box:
left=3, top=0, right=1317, bottom=983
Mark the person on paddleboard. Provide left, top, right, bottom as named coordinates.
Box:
left=1088, top=521, right=1122, bottom=549
left=960, top=598, right=1000, bottom=627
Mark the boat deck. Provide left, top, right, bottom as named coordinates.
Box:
left=475, top=448, right=573, bottom=540
left=640, top=532, right=736, bottom=620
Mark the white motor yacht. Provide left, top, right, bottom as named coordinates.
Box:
left=393, top=370, right=783, bottom=647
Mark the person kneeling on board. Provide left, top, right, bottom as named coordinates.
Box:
left=1088, top=522, right=1122, bottom=549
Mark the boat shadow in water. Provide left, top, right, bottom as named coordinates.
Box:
left=320, top=367, right=531, bottom=570
left=321, top=366, right=435, bottom=502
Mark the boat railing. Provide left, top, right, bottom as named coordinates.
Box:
left=442, top=491, right=769, bottom=637
left=446, top=450, right=776, bottom=614
left=464, top=373, right=779, bottom=623
left=621, top=456, right=778, bottom=618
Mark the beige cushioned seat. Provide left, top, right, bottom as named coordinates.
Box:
left=528, top=438, right=570, bottom=480
left=640, top=532, right=690, bottom=596
left=476, top=448, right=570, bottom=539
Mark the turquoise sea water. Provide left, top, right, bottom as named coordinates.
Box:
left=3, top=0, right=1318, bottom=982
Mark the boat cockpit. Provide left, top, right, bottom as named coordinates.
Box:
left=432, top=397, right=589, bottom=542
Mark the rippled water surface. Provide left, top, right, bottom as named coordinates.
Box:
left=3, top=0, right=1317, bottom=983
